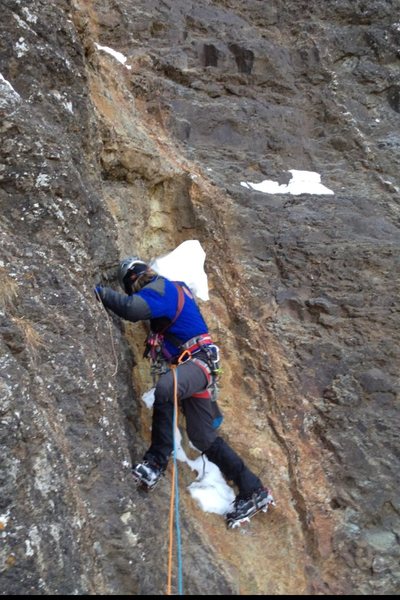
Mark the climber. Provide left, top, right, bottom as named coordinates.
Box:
left=95, top=256, right=274, bottom=526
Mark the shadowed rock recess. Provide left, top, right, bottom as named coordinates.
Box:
left=1, top=0, right=399, bottom=595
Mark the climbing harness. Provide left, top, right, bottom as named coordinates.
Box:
left=143, top=283, right=222, bottom=400
left=187, top=339, right=221, bottom=402
left=190, top=356, right=218, bottom=402
left=146, top=334, right=222, bottom=404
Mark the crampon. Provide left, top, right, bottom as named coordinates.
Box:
left=132, top=461, right=164, bottom=492
left=225, top=488, right=275, bottom=529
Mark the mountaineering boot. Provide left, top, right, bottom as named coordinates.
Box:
left=225, top=487, right=275, bottom=529
left=132, top=461, right=164, bottom=491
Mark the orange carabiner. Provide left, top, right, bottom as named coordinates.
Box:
left=177, top=349, right=191, bottom=364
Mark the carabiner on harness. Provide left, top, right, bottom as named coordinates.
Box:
left=144, top=332, right=169, bottom=385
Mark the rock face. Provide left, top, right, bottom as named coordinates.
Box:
left=1, top=0, right=399, bottom=595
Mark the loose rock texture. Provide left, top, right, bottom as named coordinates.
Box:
left=1, top=0, right=399, bottom=595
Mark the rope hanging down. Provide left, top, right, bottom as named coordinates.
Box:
left=166, top=365, right=183, bottom=596
left=94, top=290, right=119, bottom=377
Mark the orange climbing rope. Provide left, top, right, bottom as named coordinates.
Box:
left=166, top=364, right=179, bottom=595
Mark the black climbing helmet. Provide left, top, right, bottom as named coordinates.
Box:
left=118, top=256, right=148, bottom=293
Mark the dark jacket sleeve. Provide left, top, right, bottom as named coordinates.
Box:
left=100, top=287, right=152, bottom=322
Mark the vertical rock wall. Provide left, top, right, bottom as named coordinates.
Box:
left=1, top=0, right=399, bottom=595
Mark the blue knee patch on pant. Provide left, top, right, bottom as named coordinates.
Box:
left=212, top=415, right=223, bottom=429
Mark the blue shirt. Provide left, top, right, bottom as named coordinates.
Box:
left=101, top=276, right=209, bottom=358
